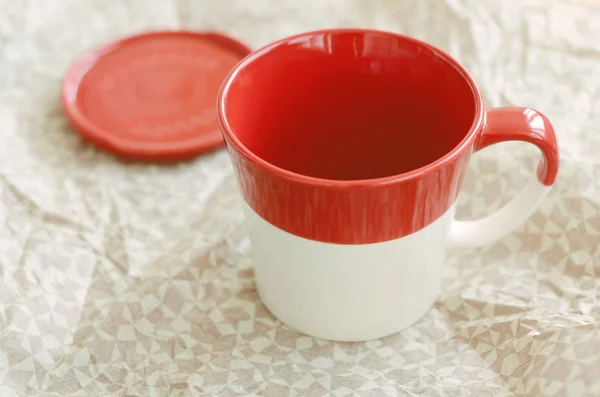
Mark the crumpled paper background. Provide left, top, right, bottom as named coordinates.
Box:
left=0, top=0, right=599, bottom=396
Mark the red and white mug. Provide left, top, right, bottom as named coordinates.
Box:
left=217, top=28, right=559, bottom=341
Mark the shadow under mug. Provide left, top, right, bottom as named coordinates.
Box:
left=217, top=28, right=559, bottom=342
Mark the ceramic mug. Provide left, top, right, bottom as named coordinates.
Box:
left=217, top=28, right=559, bottom=341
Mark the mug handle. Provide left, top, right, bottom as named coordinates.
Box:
left=449, top=107, right=560, bottom=247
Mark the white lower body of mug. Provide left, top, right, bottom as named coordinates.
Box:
left=241, top=201, right=454, bottom=342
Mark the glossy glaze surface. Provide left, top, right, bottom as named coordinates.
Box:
left=217, top=29, right=558, bottom=244
left=223, top=31, right=476, bottom=180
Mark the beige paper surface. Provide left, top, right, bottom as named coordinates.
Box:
left=1, top=0, right=599, bottom=395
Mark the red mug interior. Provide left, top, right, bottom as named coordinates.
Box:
left=221, top=30, right=477, bottom=180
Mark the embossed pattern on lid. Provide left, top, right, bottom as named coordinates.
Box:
left=61, top=30, right=251, bottom=160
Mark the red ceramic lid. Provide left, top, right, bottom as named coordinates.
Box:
left=61, top=30, right=251, bottom=160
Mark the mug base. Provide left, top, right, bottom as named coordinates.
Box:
left=257, top=280, right=438, bottom=342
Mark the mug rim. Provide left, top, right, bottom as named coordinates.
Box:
left=217, top=28, right=484, bottom=189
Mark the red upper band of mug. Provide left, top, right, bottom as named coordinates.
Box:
left=217, top=28, right=485, bottom=245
